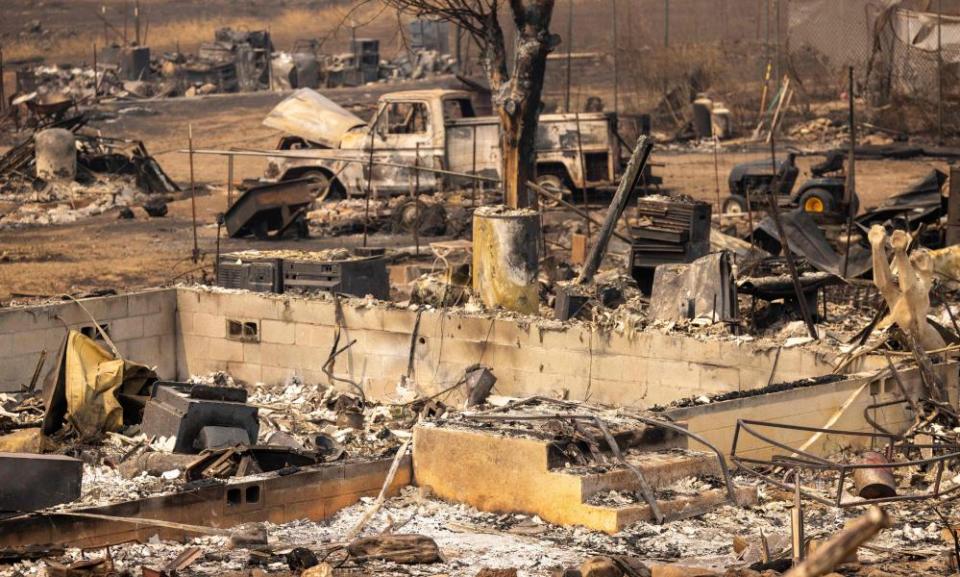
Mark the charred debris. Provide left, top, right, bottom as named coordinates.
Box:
left=5, top=9, right=960, bottom=577
left=0, top=110, right=179, bottom=228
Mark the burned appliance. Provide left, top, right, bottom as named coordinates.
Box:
left=283, top=254, right=390, bottom=300
left=141, top=382, right=259, bottom=454
left=217, top=253, right=283, bottom=293
left=628, top=196, right=711, bottom=293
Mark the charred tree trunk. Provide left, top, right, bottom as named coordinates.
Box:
left=488, top=0, right=556, bottom=208
left=383, top=0, right=557, bottom=209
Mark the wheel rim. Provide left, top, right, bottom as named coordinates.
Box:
left=305, top=173, right=333, bottom=202
left=724, top=199, right=744, bottom=215
left=536, top=175, right=567, bottom=208
left=804, top=196, right=825, bottom=213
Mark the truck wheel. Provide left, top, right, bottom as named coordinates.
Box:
left=295, top=216, right=310, bottom=239
left=300, top=170, right=341, bottom=202
left=722, top=194, right=748, bottom=215
left=252, top=219, right=271, bottom=240
left=799, top=188, right=835, bottom=215
left=535, top=174, right=570, bottom=208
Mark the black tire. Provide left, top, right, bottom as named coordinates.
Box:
left=798, top=187, right=836, bottom=215
left=299, top=170, right=342, bottom=202
left=295, top=216, right=310, bottom=239
left=722, top=194, right=748, bottom=215
left=848, top=191, right=861, bottom=217
left=252, top=218, right=271, bottom=240
left=535, top=173, right=570, bottom=208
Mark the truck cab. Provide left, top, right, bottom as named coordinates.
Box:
left=263, top=88, right=622, bottom=202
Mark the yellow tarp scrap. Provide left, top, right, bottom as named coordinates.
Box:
left=62, top=330, right=154, bottom=439
left=64, top=331, right=126, bottom=438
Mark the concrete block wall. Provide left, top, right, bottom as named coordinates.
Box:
left=176, top=288, right=837, bottom=407
left=0, top=289, right=178, bottom=392
left=666, top=363, right=959, bottom=460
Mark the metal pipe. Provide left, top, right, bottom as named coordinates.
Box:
left=226, top=154, right=234, bottom=207
left=842, top=66, right=856, bottom=278
left=363, top=128, right=374, bottom=247
left=938, top=0, right=944, bottom=145
left=188, top=124, right=199, bottom=263
left=611, top=0, right=619, bottom=116
left=183, top=148, right=502, bottom=183
left=791, top=469, right=804, bottom=564
left=565, top=0, right=574, bottom=112
left=413, top=141, right=420, bottom=256
left=472, top=125, right=478, bottom=207
left=527, top=180, right=632, bottom=243
left=664, top=0, right=670, bottom=48
left=631, top=415, right=738, bottom=505
left=92, top=44, right=98, bottom=100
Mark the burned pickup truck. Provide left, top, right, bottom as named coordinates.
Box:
left=261, top=88, right=625, bottom=203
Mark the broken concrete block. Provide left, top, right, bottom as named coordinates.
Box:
left=0, top=452, right=82, bottom=512
left=141, top=383, right=259, bottom=454
left=196, top=426, right=252, bottom=451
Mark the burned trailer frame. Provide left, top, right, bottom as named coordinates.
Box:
left=223, top=178, right=316, bottom=239
left=730, top=418, right=960, bottom=508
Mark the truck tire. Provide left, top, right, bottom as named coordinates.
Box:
left=535, top=174, right=570, bottom=208
left=299, top=170, right=341, bottom=203
left=799, top=187, right=835, bottom=215
left=722, top=194, right=749, bottom=215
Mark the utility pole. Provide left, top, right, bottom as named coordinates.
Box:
left=937, top=0, right=944, bottom=145
left=843, top=66, right=857, bottom=279
left=0, top=46, right=5, bottom=113
left=765, top=0, right=771, bottom=73
left=102, top=5, right=108, bottom=46
left=565, top=0, right=573, bottom=112
left=611, top=0, right=619, bottom=115
left=134, top=0, right=141, bottom=45
left=664, top=0, right=670, bottom=48
left=774, top=0, right=781, bottom=85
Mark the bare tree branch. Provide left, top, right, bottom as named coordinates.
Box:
left=376, top=0, right=557, bottom=207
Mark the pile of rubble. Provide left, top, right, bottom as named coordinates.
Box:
left=0, top=112, right=179, bottom=228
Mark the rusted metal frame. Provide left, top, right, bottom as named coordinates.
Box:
left=732, top=419, right=960, bottom=507
left=863, top=398, right=908, bottom=439
left=883, top=352, right=922, bottom=416
left=471, top=124, right=478, bottom=207
left=630, top=415, right=738, bottom=505
left=735, top=454, right=960, bottom=508
left=461, top=413, right=665, bottom=523
left=731, top=459, right=837, bottom=507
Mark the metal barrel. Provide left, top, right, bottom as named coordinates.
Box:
left=853, top=451, right=897, bottom=499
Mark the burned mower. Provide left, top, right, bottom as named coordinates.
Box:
left=724, top=151, right=859, bottom=222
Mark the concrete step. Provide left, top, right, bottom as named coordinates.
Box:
left=569, top=450, right=724, bottom=500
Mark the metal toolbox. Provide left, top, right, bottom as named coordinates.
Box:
left=628, top=197, right=712, bottom=293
